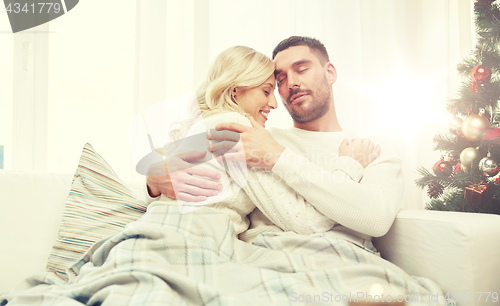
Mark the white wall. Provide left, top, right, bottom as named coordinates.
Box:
left=45, top=0, right=137, bottom=182
left=0, top=14, right=13, bottom=170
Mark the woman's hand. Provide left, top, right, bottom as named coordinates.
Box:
left=339, top=138, right=381, bottom=168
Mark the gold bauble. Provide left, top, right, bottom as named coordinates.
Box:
left=461, top=114, right=490, bottom=141
left=460, top=147, right=480, bottom=173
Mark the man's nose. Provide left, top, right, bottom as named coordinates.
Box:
left=287, top=75, right=300, bottom=90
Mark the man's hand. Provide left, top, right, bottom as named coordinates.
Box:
left=146, top=150, right=223, bottom=202
left=211, top=116, right=285, bottom=171
left=339, top=138, right=381, bottom=168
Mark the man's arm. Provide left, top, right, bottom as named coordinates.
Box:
left=144, top=151, right=223, bottom=203
left=212, top=117, right=379, bottom=170
left=272, top=145, right=402, bottom=237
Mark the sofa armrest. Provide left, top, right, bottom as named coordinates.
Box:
left=0, top=170, right=73, bottom=294
left=0, top=168, right=148, bottom=295
left=373, top=209, right=500, bottom=306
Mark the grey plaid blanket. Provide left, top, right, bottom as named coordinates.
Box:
left=2, top=203, right=449, bottom=306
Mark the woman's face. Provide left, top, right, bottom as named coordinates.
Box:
left=234, top=74, right=277, bottom=127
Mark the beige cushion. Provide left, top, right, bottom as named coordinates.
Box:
left=46, top=143, right=148, bottom=280
left=43, top=143, right=146, bottom=279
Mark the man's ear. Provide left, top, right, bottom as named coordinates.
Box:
left=325, top=62, right=337, bottom=85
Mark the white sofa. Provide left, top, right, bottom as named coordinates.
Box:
left=1, top=169, right=500, bottom=306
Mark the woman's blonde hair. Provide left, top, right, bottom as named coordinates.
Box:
left=168, top=46, right=274, bottom=142
left=197, top=45, right=274, bottom=117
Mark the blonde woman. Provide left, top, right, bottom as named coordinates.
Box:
left=146, top=45, right=336, bottom=238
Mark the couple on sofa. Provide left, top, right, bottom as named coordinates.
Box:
left=1, top=36, right=449, bottom=305
left=146, top=35, right=400, bottom=247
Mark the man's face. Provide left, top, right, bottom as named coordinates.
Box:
left=274, top=46, right=335, bottom=123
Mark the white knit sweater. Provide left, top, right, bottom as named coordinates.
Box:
left=271, top=126, right=403, bottom=232
left=146, top=112, right=403, bottom=242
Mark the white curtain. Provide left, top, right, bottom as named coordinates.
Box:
left=1, top=0, right=474, bottom=209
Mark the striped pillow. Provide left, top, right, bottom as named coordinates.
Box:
left=46, top=143, right=148, bottom=280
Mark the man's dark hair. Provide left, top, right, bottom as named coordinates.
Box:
left=272, top=36, right=329, bottom=64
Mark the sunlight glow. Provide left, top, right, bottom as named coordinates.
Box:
left=354, top=66, right=450, bottom=138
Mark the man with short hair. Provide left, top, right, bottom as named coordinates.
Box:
left=146, top=36, right=403, bottom=249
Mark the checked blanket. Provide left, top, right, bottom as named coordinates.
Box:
left=1, top=203, right=449, bottom=306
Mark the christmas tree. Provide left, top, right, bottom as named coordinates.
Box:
left=416, top=0, right=500, bottom=215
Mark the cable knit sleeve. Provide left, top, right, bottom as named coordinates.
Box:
left=143, top=183, right=161, bottom=204
left=241, top=167, right=336, bottom=234
left=203, top=112, right=336, bottom=235
left=271, top=141, right=403, bottom=237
